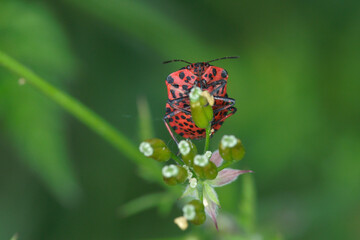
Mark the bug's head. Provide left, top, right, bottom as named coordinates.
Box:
left=163, top=57, right=238, bottom=76
left=186, top=62, right=210, bottom=76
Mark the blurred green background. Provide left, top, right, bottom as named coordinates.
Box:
left=1, top=0, right=360, bottom=239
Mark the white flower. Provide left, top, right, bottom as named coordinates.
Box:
left=189, top=178, right=197, bottom=188
left=182, top=204, right=196, bottom=220
left=194, top=154, right=208, bottom=167
left=139, top=142, right=153, bottom=157
left=221, top=135, right=237, bottom=148
left=180, top=146, right=253, bottom=230
left=162, top=165, right=178, bottom=178
left=178, top=140, right=190, bottom=155
left=189, top=87, right=202, bottom=102
left=204, top=151, right=212, bottom=159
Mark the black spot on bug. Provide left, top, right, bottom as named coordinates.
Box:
left=204, top=74, right=208, bottom=78
left=183, top=103, right=189, bottom=108
left=212, top=68, right=217, bottom=76
left=187, top=118, right=192, bottom=122
left=167, top=75, right=174, bottom=84
left=173, top=126, right=178, bottom=130
left=182, top=85, right=188, bottom=91
left=168, top=118, right=173, bottom=122
left=179, top=132, right=184, bottom=136
left=208, top=73, right=212, bottom=78
left=166, top=107, right=171, bottom=113
left=196, top=130, right=203, bottom=134
left=186, top=76, right=191, bottom=81
left=179, top=93, right=183, bottom=97
left=179, top=123, right=184, bottom=127
left=170, top=90, right=176, bottom=99
left=189, top=124, right=194, bottom=128
left=183, top=122, right=188, bottom=126
left=191, top=76, right=195, bottom=79
left=179, top=72, right=185, bottom=79
left=221, top=70, right=227, bottom=78
left=173, top=84, right=179, bottom=88
left=175, top=116, right=180, bottom=120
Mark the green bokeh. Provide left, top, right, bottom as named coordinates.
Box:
left=0, top=0, right=359, bottom=239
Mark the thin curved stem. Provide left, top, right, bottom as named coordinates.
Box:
left=0, top=50, right=162, bottom=184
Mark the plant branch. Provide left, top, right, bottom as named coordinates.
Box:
left=171, top=153, right=183, bottom=165
left=217, top=161, right=233, bottom=171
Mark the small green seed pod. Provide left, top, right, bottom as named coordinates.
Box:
left=162, top=164, right=188, bottom=186
left=178, top=140, right=197, bottom=166
left=193, top=154, right=218, bottom=180
left=139, top=138, right=171, bottom=162
left=219, top=135, right=245, bottom=162
left=189, top=87, right=214, bottom=129
left=182, top=199, right=206, bottom=225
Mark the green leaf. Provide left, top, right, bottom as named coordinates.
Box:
left=203, top=182, right=220, bottom=206
left=181, top=185, right=199, bottom=200
left=0, top=0, right=79, bottom=205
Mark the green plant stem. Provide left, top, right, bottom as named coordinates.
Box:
left=171, top=153, right=183, bottom=165
left=0, top=50, right=162, bottom=184
left=203, top=125, right=211, bottom=153
left=217, top=161, right=233, bottom=171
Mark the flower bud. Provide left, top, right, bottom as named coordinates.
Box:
left=189, top=178, right=197, bottom=188
left=182, top=199, right=206, bottom=225
left=139, top=138, right=171, bottom=162
left=189, top=87, right=214, bottom=129
left=193, top=154, right=218, bottom=180
left=162, top=164, right=188, bottom=185
left=219, top=135, right=245, bottom=162
left=178, top=140, right=197, bottom=166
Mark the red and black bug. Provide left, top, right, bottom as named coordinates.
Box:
left=163, top=57, right=238, bottom=143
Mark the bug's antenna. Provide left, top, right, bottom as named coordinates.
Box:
left=207, top=56, right=239, bottom=63
left=163, top=59, right=192, bottom=65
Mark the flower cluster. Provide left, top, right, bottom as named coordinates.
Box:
left=139, top=88, right=252, bottom=230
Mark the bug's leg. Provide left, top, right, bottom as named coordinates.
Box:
left=212, top=96, right=236, bottom=113
left=206, top=80, right=228, bottom=95
left=213, top=96, right=235, bottom=105
left=163, top=109, right=183, bottom=144
left=212, top=107, right=237, bottom=126
left=167, top=98, right=191, bottom=114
